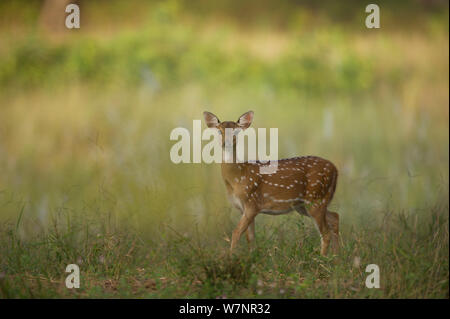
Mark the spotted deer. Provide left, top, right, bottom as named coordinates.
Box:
left=203, top=110, right=340, bottom=255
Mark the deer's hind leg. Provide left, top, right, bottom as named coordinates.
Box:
left=326, top=210, right=340, bottom=254
left=307, top=205, right=331, bottom=256
left=295, top=205, right=338, bottom=256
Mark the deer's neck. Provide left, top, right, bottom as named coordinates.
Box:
left=220, top=145, right=244, bottom=184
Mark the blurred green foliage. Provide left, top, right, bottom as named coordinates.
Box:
left=0, top=0, right=447, bottom=94
left=1, top=22, right=376, bottom=95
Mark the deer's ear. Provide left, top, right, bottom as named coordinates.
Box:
left=237, top=111, right=254, bottom=129
left=203, top=111, right=220, bottom=128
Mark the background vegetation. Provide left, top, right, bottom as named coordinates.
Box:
left=0, top=0, right=448, bottom=298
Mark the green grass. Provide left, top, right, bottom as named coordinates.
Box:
left=0, top=1, right=448, bottom=298
left=0, top=199, right=448, bottom=298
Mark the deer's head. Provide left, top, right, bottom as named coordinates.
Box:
left=203, top=110, right=254, bottom=163
left=203, top=111, right=254, bottom=148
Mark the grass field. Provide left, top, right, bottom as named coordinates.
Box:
left=0, top=0, right=448, bottom=298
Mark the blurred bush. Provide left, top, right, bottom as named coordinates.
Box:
left=0, top=0, right=447, bottom=96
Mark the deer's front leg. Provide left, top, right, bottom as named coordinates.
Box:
left=230, top=208, right=257, bottom=253
left=245, top=219, right=255, bottom=249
